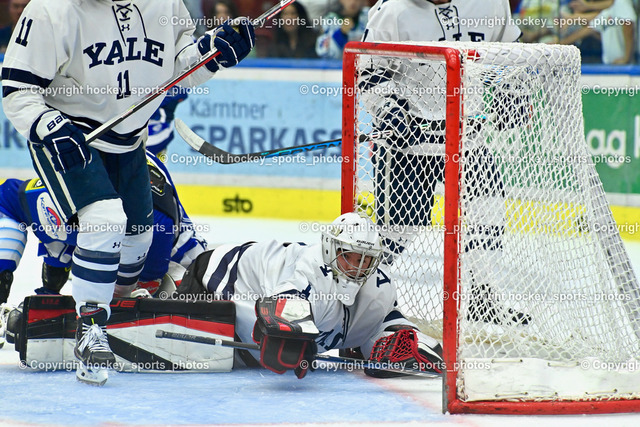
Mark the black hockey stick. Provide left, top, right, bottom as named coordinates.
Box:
left=156, top=329, right=441, bottom=377
left=174, top=119, right=347, bottom=164
left=156, top=330, right=259, bottom=350
left=175, top=117, right=454, bottom=165
left=85, top=0, right=297, bottom=144
left=174, top=119, right=405, bottom=164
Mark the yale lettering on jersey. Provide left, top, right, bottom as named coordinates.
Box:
left=83, top=37, right=165, bottom=68
left=435, top=5, right=485, bottom=42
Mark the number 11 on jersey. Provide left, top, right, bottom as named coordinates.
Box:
left=117, top=70, right=131, bottom=100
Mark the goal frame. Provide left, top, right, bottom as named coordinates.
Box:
left=340, top=41, right=640, bottom=415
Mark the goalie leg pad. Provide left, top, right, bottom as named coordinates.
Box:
left=15, top=295, right=236, bottom=372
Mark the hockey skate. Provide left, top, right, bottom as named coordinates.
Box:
left=74, top=304, right=115, bottom=386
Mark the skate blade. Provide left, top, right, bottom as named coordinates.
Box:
left=76, top=364, right=108, bottom=386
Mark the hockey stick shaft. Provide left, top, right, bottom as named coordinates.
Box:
left=174, top=118, right=343, bottom=164
left=85, top=0, right=297, bottom=144
left=175, top=119, right=402, bottom=164
left=156, top=329, right=259, bottom=350
left=155, top=329, right=440, bottom=377
left=176, top=117, right=455, bottom=165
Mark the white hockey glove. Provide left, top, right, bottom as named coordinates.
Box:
left=197, top=19, right=255, bottom=73
left=32, top=111, right=91, bottom=173
left=252, top=296, right=319, bottom=379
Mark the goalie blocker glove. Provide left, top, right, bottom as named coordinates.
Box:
left=253, top=296, right=319, bottom=379
left=31, top=111, right=91, bottom=173
left=198, top=19, right=255, bottom=73
left=366, top=326, right=444, bottom=378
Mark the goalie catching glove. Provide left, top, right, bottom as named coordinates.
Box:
left=366, top=326, right=444, bottom=378
left=253, top=296, right=319, bottom=379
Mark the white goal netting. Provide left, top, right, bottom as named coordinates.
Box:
left=342, top=41, right=640, bottom=408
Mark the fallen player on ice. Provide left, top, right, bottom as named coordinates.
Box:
left=2, top=213, right=443, bottom=379
left=174, top=212, right=444, bottom=378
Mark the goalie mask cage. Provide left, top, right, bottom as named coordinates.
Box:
left=341, top=41, right=640, bottom=415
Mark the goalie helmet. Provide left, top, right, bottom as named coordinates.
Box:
left=321, top=213, right=383, bottom=305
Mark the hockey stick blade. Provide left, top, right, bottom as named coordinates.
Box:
left=175, top=119, right=342, bottom=164
left=155, top=329, right=440, bottom=377
left=85, top=0, right=297, bottom=145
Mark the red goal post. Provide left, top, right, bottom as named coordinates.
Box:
left=341, top=41, right=640, bottom=415
left=342, top=41, right=465, bottom=414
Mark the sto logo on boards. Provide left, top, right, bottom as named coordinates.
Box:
left=223, top=194, right=253, bottom=213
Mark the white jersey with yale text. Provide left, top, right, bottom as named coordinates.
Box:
left=199, top=241, right=415, bottom=356
left=362, top=0, right=522, bottom=121
left=364, top=0, right=521, bottom=43
left=1, top=0, right=213, bottom=153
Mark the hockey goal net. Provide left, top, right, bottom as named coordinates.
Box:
left=341, top=41, right=640, bottom=414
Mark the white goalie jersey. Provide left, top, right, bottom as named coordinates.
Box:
left=193, top=240, right=418, bottom=356
left=1, top=0, right=213, bottom=153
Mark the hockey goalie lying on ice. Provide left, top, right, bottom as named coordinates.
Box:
left=172, top=212, right=444, bottom=378
left=2, top=213, right=444, bottom=378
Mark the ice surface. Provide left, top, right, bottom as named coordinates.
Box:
left=1, top=216, right=639, bottom=426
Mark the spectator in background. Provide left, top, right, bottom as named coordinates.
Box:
left=233, top=0, right=272, bottom=19
left=298, top=0, right=341, bottom=23
left=205, top=0, right=240, bottom=29
left=267, top=2, right=319, bottom=58
left=204, top=1, right=259, bottom=57
left=183, top=0, right=207, bottom=37
left=560, top=0, right=636, bottom=64
left=550, top=0, right=611, bottom=62
left=0, top=0, right=30, bottom=53
left=515, top=0, right=610, bottom=44
left=569, top=0, right=614, bottom=13
left=516, top=0, right=563, bottom=43
left=316, top=0, right=369, bottom=59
